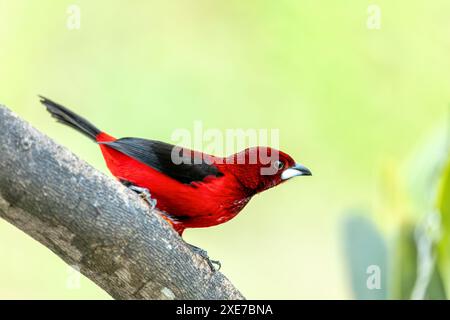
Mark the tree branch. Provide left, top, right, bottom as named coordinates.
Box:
left=0, top=105, right=244, bottom=300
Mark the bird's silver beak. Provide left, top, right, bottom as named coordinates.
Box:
left=281, top=163, right=312, bottom=180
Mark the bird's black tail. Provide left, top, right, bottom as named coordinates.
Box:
left=39, top=96, right=101, bottom=142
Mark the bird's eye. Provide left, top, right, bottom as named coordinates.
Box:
left=274, top=160, right=284, bottom=171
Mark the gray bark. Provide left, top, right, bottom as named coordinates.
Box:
left=0, top=105, right=244, bottom=300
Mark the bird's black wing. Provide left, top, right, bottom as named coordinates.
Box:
left=100, top=137, right=223, bottom=184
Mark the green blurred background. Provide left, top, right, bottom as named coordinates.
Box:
left=0, top=0, right=449, bottom=299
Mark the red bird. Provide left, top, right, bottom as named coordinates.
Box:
left=40, top=96, right=311, bottom=268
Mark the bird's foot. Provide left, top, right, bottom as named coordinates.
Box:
left=187, top=243, right=221, bottom=272
left=127, top=185, right=157, bottom=210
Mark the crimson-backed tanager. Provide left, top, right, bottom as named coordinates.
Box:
left=39, top=96, right=311, bottom=269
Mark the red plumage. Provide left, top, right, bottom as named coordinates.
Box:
left=40, top=97, right=311, bottom=236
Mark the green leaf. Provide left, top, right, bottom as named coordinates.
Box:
left=406, top=126, right=449, bottom=217
left=390, top=222, right=446, bottom=299
left=425, top=264, right=447, bottom=299
left=437, top=158, right=450, bottom=296
left=342, top=213, right=388, bottom=299
left=390, top=223, right=417, bottom=299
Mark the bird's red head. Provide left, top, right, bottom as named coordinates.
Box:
left=217, top=147, right=311, bottom=195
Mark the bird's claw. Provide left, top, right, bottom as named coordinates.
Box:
left=209, top=259, right=221, bottom=271
left=188, top=244, right=221, bottom=272
left=125, top=182, right=220, bottom=271
left=128, top=185, right=157, bottom=210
